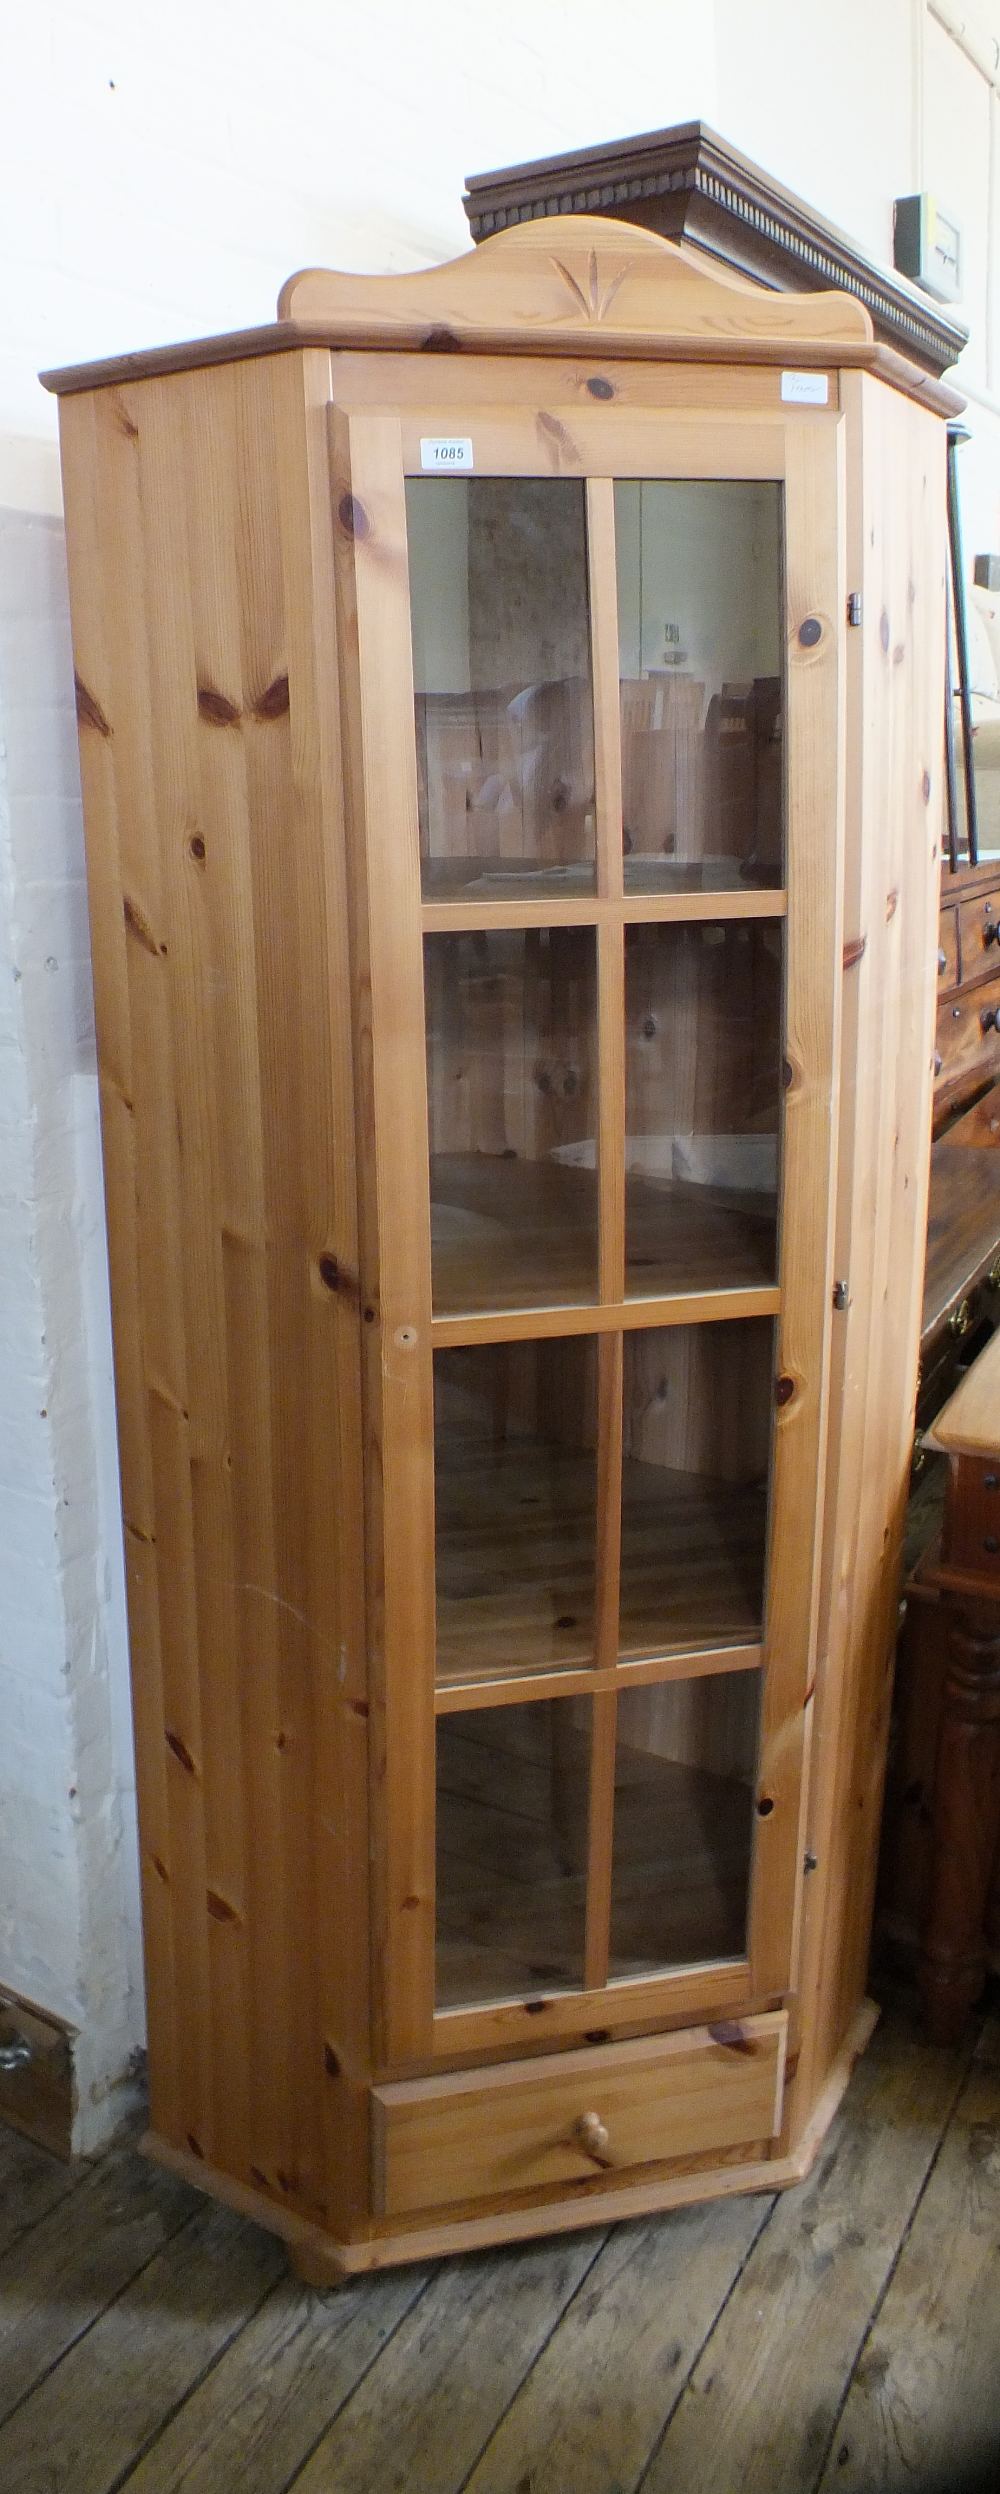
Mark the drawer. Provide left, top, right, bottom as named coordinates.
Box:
left=372, top=2014, right=787, bottom=2218
left=938, top=906, right=960, bottom=993
left=959, top=893, right=1000, bottom=987
left=936, top=973, right=1000, bottom=1097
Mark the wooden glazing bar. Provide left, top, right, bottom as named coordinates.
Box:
left=420, top=890, right=788, bottom=934
left=597, top=925, right=626, bottom=1305
left=434, top=1644, right=764, bottom=1715
left=431, top=1286, right=781, bottom=1348
left=583, top=1328, right=626, bottom=1990
left=586, top=477, right=624, bottom=903
left=583, top=1689, right=617, bottom=1991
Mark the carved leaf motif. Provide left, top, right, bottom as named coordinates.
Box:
left=549, top=251, right=628, bottom=323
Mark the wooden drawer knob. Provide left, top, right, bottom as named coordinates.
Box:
left=574, top=2110, right=610, bottom=2160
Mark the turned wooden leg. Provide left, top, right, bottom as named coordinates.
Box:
left=920, top=1597, right=1000, bottom=2045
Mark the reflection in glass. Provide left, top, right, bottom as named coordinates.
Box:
left=434, top=1339, right=599, bottom=1687
left=424, top=927, right=598, bottom=1314
left=620, top=1322, right=773, bottom=1658
left=615, top=482, right=784, bottom=892
left=436, top=1700, right=591, bottom=2007
left=407, top=478, right=597, bottom=899
left=609, top=1671, right=760, bottom=1978
left=624, top=921, right=782, bottom=1297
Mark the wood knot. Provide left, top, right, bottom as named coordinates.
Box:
left=188, top=833, right=206, bottom=862
left=206, top=1889, right=239, bottom=1923
left=775, top=1375, right=795, bottom=1407
left=709, top=2020, right=756, bottom=2055
left=922, top=768, right=932, bottom=804
left=166, top=1730, right=197, bottom=1775
left=843, top=935, right=866, bottom=970
left=879, top=610, right=890, bottom=654
left=186, top=2134, right=205, bottom=2160
left=421, top=326, right=461, bottom=352
left=197, top=684, right=240, bottom=726
left=338, top=492, right=370, bottom=541
left=74, top=675, right=111, bottom=736
left=123, top=895, right=164, bottom=956
left=252, top=674, right=290, bottom=721
left=586, top=375, right=614, bottom=399
left=324, top=2043, right=341, bottom=2077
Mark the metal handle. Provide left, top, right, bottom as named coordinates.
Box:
left=982, top=1007, right=1000, bottom=1033
left=0, top=2038, right=32, bottom=2074
left=949, top=1298, right=972, bottom=1338
left=985, top=921, right=999, bottom=948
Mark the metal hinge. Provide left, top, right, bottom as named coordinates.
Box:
left=833, top=1278, right=849, bottom=1311
left=847, top=591, right=863, bottom=626
left=804, top=1851, right=818, bottom=1874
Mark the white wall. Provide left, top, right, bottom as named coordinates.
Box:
left=2, top=0, right=999, bottom=2144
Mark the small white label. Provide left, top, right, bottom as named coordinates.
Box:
left=781, top=371, right=830, bottom=406
left=420, top=435, right=474, bottom=471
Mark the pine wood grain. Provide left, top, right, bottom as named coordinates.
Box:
left=786, top=377, right=945, bottom=2145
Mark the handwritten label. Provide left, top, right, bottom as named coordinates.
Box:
left=420, top=436, right=474, bottom=471
left=780, top=371, right=830, bottom=406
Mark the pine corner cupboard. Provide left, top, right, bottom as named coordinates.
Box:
left=43, top=217, right=956, bottom=2280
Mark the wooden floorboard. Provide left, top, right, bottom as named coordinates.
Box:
left=0, top=1992, right=995, bottom=2494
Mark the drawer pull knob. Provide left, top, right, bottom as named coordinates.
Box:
left=938, top=948, right=948, bottom=973
left=983, top=1007, right=1000, bottom=1033
left=574, top=2110, right=611, bottom=2161
left=985, top=921, right=999, bottom=948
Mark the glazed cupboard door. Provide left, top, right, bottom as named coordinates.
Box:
left=332, top=398, right=844, bottom=2071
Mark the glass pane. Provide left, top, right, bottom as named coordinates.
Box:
left=620, top=1322, right=773, bottom=1658
left=407, top=478, right=597, bottom=900
left=609, top=1671, right=760, bottom=1978
left=624, top=920, right=782, bottom=1296
left=436, top=1700, right=591, bottom=2007
left=616, top=481, right=784, bottom=893
left=425, top=927, right=598, bottom=1314
left=434, top=1339, right=599, bottom=1688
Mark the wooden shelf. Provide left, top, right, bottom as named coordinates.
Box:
left=430, top=1153, right=776, bottom=1317
left=623, top=856, right=782, bottom=897
left=435, top=1708, right=752, bottom=2008
left=435, top=1442, right=766, bottom=1687
left=422, top=858, right=597, bottom=903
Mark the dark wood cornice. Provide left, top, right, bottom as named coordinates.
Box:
left=463, top=120, right=969, bottom=379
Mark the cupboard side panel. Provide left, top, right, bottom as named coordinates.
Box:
left=58, top=392, right=181, bottom=2146
left=785, top=377, right=944, bottom=2145
left=57, top=356, right=370, bottom=2239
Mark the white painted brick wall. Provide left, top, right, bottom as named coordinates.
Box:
left=0, top=0, right=996, bottom=2148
